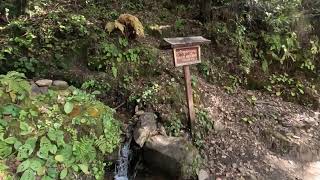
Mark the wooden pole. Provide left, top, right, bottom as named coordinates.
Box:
left=183, top=65, right=195, bottom=136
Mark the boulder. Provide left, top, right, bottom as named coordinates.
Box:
left=143, top=135, right=200, bottom=179
left=52, top=80, right=69, bottom=90
left=35, top=79, right=52, bottom=87
left=133, top=112, right=157, bottom=147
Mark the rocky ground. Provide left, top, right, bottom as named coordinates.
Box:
left=198, top=78, right=320, bottom=180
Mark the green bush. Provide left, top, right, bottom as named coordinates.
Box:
left=0, top=72, right=121, bottom=180
left=201, top=0, right=319, bottom=103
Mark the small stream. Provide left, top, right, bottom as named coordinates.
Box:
left=114, top=139, right=131, bottom=180
left=112, top=127, right=169, bottom=180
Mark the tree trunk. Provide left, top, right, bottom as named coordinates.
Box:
left=200, top=0, right=211, bottom=22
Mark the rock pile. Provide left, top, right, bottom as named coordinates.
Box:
left=31, top=79, right=69, bottom=95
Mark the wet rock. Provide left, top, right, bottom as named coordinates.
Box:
left=133, top=112, right=157, bottom=147
left=198, top=169, right=210, bottom=180
left=52, top=80, right=68, bottom=89
left=143, top=135, right=200, bottom=179
left=35, top=79, right=52, bottom=87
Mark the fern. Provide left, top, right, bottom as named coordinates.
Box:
left=95, top=136, right=111, bottom=154
left=73, top=137, right=96, bottom=163
left=0, top=71, right=31, bottom=102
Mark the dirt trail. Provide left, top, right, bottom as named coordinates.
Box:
left=197, top=78, right=320, bottom=180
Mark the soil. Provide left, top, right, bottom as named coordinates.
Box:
left=197, top=78, right=320, bottom=180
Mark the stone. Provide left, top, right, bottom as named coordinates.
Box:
left=158, top=124, right=167, bottom=136
left=31, top=81, right=41, bottom=95
left=143, top=135, right=200, bottom=179
left=135, top=110, right=145, bottom=116
left=52, top=80, right=68, bottom=89
left=35, top=79, right=52, bottom=87
left=31, top=81, right=48, bottom=95
left=133, top=112, right=157, bottom=147
left=198, top=169, right=210, bottom=180
left=214, top=121, right=225, bottom=132
left=39, top=86, right=48, bottom=94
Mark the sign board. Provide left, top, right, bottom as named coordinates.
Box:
left=173, top=46, right=201, bottom=67
left=163, top=36, right=211, bottom=138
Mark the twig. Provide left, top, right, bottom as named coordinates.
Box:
left=114, top=102, right=126, bottom=110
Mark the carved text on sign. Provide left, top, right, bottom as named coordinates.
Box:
left=173, top=46, right=200, bottom=67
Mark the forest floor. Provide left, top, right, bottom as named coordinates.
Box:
left=198, top=78, right=320, bottom=180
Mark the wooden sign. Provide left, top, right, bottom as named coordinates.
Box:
left=173, top=46, right=201, bottom=67
left=163, top=36, right=211, bottom=138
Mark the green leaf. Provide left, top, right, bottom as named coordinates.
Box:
left=4, top=137, right=17, bottom=144
left=78, top=164, right=89, bottom=174
left=17, top=160, right=31, bottom=173
left=49, top=145, right=57, bottom=154
left=262, top=59, right=268, bottom=72
left=41, top=176, right=53, bottom=180
left=64, top=102, right=74, bottom=114
left=55, top=155, right=64, bottom=162
left=20, top=121, right=33, bottom=135
left=47, top=167, right=58, bottom=178
left=72, top=164, right=79, bottom=172
left=60, top=168, right=68, bottom=179
left=30, top=158, right=42, bottom=172
left=59, top=144, right=72, bottom=160
left=0, top=119, right=8, bottom=127
left=20, top=169, right=36, bottom=180
left=37, top=136, right=51, bottom=159
left=0, top=141, right=12, bottom=158
left=17, top=144, right=32, bottom=160
left=47, top=129, right=64, bottom=147
left=37, top=166, right=46, bottom=176
left=25, top=137, right=37, bottom=149
left=112, top=66, right=117, bottom=78
left=1, top=104, right=20, bottom=117
left=298, top=88, right=304, bottom=94
left=276, top=91, right=281, bottom=96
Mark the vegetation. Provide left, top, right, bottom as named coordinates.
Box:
left=198, top=0, right=319, bottom=107
left=0, top=72, right=121, bottom=179
left=0, top=0, right=319, bottom=178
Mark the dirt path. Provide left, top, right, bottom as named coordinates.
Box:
left=197, top=78, right=320, bottom=180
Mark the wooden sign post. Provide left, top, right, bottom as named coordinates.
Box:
left=164, top=36, right=211, bottom=136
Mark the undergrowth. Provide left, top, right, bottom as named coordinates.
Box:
left=0, top=71, right=121, bottom=180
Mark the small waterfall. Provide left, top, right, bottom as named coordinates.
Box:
left=114, top=134, right=132, bottom=180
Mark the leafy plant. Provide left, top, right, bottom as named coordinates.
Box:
left=265, top=74, right=307, bottom=97
left=175, top=19, right=185, bottom=31
left=194, top=109, right=213, bottom=148
left=165, top=114, right=183, bottom=137
left=0, top=71, right=31, bottom=102
left=0, top=72, right=121, bottom=179
left=130, top=83, right=161, bottom=105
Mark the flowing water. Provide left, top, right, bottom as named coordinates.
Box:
left=112, top=125, right=170, bottom=180
left=114, top=136, right=132, bottom=180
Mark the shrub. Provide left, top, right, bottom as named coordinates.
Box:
left=0, top=72, right=121, bottom=180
